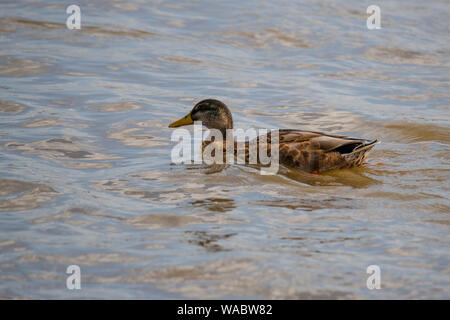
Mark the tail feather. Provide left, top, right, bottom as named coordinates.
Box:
left=352, top=139, right=379, bottom=153
left=342, top=139, right=379, bottom=166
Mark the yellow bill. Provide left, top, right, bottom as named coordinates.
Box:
left=168, top=112, right=194, bottom=128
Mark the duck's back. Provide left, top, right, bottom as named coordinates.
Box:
left=202, top=129, right=378, bottom=173
left=275, top=129, right=378, bottom=172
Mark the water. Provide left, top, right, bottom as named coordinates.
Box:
left=0, top=0, right=449, bottom=299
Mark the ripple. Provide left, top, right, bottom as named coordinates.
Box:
left=88, top=102, right=142, bottom=112
left=363, top=47, right=450, bottom=67
left=108, top=128, right=168, bottom=148
left=30, top=206, right=117, bottom=226
left=0, top=100, right=25, bottom=114
left=128, top=214, right=203, bottom=230
left=220, top=28, right=313, bottom=49
left=185, top=230, right=236, bottom=252
left=0, top=18, right=157, bottom=40
left=81, top=25, right=158, bottom=39
left=0, top=179, right=58, bottom=211
left=18, top=253, right=140, bottom=266
left=257, top=196, right=356, bottom=212
left=113, top=3, right=139, bottom=11
left=190, top=198, right=236, bottom=213
left=381, top=121, right=450, bottom=143
left=92, top=176, right=231, bottom=205
left=88, top=257, right=354, bottom=299
left=108, top=119, right=170, bottom=148
left=245, top=108, right=367, bottom=134
left=1, top=0, right=449, bottom=300
left=384, top=93, right=450, bottom=103
left=4, top=137, right=119, bottom=168
left=157, top=56, right=203, bottom=64
left=22, top=118, right=88, bottom=128
left=0, top=56, right=51, bottom=76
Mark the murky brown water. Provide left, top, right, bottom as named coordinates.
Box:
left=0, top=0, right=449, bottom=299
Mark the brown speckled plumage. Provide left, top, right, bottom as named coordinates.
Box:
left=171, top=99, right=378, bottom=173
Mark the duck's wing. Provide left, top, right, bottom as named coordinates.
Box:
left=231, top=129, right=377, bottom=172
left=275, top=129, right=378, bottom=172
left=278, top=129, right=376, bottom=154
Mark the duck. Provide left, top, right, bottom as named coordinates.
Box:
left=168, top=99, right=378, bottom=174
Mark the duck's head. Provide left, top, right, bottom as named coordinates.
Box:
left=168, top=99, right=233, bottom=134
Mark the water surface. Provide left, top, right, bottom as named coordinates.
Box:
left=0, top=0, right=449, bottom=299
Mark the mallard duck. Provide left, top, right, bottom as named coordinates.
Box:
left=169, top=99, right=378, bottom=173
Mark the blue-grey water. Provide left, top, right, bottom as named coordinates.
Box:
left=0, top=0, right=449, bottom=299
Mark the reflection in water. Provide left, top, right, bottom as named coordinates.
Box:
left=191, top=198, right=236, bottom=213
left=128, top=213, right=203, bottom=230
left=280, top=166, right=380, bottom=188
left=0, top=0, right=449, bottom=299
left=257, top=196, right=356, bottom=212
left=185, top=231, right=236, bottom=252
